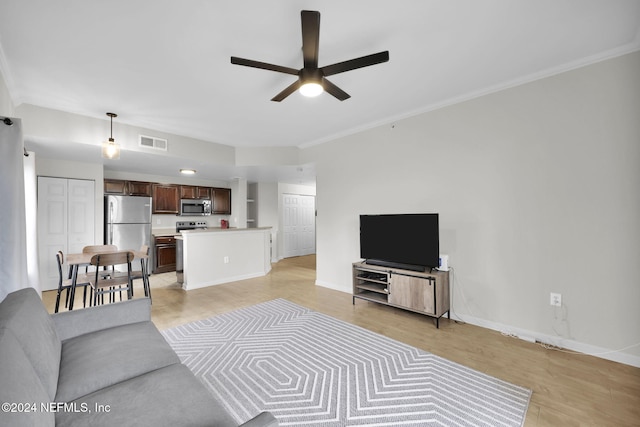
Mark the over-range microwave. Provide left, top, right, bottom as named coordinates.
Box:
left=180, top=199, right=211, bottom=216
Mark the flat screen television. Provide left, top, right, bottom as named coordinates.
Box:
left=359, top=213, right=439, bottom=272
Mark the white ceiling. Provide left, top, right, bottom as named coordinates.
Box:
left=1, top=0, right=639, bottom=183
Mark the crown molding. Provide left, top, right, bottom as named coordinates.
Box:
left=299, top=43, right=640, bottom=150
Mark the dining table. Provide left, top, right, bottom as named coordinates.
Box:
left=66, top=249, right=149, bottom=310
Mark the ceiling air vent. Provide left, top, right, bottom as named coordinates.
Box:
left=139, top=135, right=167, bottom=151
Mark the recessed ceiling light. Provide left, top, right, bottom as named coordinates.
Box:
left=180, top=169, right=196, bottom=175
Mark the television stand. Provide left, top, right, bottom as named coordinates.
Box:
left=352, top=261, right=450, bottom=328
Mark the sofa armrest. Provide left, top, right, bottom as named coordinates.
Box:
left=238, top=412, right=279, bottom=427
left=52, top=297, right=151, bottom=341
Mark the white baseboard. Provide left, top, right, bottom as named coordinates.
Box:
left=315, top=280, right=350, bottom=293
left=183, top=268, right=271, bottom=291
left=315, top=280, right=640, bottom=368
left=451, top=312, right=640, bottom=368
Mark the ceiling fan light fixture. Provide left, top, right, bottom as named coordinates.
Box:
left=102, top=112, right=120, bottom=160
left=299, top=81, right=323, bottom=97
left=230, top=11, right=388, bottom=102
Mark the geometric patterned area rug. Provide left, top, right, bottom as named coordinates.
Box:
left=161, top=299, right=531, bottom=426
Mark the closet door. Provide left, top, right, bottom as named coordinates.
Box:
left=38, top=177, right=68, bottom=290
left=37, top=177, right=94, bottom=291
left=282, top=194, right=299, bottom=258
left=282, top=194, right=316, bottom=258
left=298, top=195, right=316, bottom=256
left=67, top=179, right=95, bottom=254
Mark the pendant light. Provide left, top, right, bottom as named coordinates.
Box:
left=102, top=112, right=120, bottom=159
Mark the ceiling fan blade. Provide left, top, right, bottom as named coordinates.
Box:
left=322, top=78, right=350, bottom=101
left=231, top=57, right=299, bottom=75
left=321, top=51, right=389, bottom=77
left=301, top=10, right=320, bottom=69
left=271, top=80, right=302, bottom=102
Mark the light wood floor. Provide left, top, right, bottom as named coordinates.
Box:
left=43, top=255, right=640, bottom=426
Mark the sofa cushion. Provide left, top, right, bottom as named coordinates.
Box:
left=0, top=327, right=55, bottom=427
left=55, top=363, right=238, bottom=427
left=52, top=297, right=152, bottom=341
left=55, top=321, right=180, bottom=402
left=0, top=287, right=61, bottom=400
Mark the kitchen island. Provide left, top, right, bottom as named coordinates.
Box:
left=178, top=227, right=271, bottom=290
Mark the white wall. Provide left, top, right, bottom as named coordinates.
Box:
left=0, top=69, right=14, bottom=117
left=182, top=229, right=271, bottom=290
left=16, top=104, right=236, bottom=166
left=235, top=146, right=301, bottom=166
left=256, top=182, right=279, bottom=261
left=230, top=177, right=247, bottom=228
left=304, top=52, right=640, bottom=365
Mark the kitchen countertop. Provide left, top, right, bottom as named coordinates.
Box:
left=152, top=228, right=180, bottom=237
left=181, top=226, right=271, bottom=234
left=153, top=226, right=271, bottom=237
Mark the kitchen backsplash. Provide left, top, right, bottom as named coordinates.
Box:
left=151, top=214, right=229, bottom=230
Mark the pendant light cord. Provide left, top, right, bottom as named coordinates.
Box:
left=107, top=112, right=117, bottom=142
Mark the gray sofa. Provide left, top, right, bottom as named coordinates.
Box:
left=0, top=288, right=278, bottom=427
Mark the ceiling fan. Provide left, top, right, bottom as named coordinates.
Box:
left=230, top=10, right=389, bottom=102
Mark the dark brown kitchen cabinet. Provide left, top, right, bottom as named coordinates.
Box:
left=104, top=179, right=128, bottom=194
left=153, top=236, right=177, bottom=273
left=197, top=187, right=211, bottom=199
left=152, top=184, right=180, bottom=214
left=211, top=187, right=231, bottom=214
left=180, top=185, right=211, bottom=200
left=127, top=181, right=152, bottom=196
left=180, top=185, right=197, bottom=199
left=104, top=179, right=152, bottom=196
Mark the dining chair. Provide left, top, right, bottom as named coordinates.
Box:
left=88, top=251, right=134, bottom=306
left=131, top=244, right=151, bottom=301
left=82, top=244, right=118, bottom=278
left=55, top=251, right=91, bottom=313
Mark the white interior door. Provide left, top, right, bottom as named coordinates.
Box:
left=282, top=194, right=300, bottom=258
left=37, top=177, right=94, bottom=291
left=299, top=195, right=316, bottom=256
left=282, top=194, right=315, bottom=258
left=38, top=177, right=68, bottom=290
left=67, top=179, right=95, bottom=254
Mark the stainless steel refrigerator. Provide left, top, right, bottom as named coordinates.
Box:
left=104, top=195, right=152, bottom=272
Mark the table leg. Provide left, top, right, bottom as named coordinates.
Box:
left=128, top=272, right=133, bottom=300
left=64, top=265, right=73, bottom=309
left=141, top=258, right=151, bottom=301
left=69, top=265, right=78, bottom=311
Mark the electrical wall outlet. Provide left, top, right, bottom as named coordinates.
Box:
left=550, top=292, right=562, bottom=307
left=223, top=256, right=229, bottom=264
